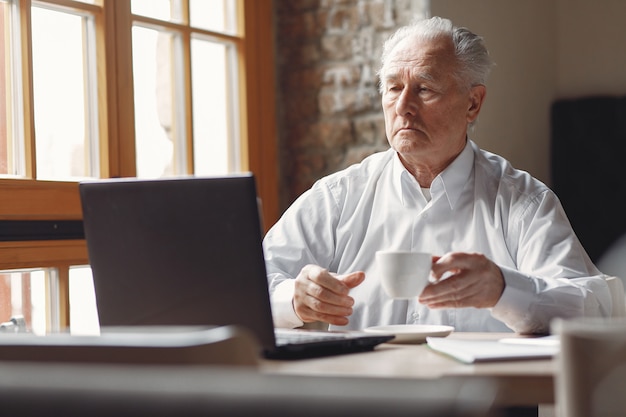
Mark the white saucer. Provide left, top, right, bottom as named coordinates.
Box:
left=363, top=324, right=454, bottom=344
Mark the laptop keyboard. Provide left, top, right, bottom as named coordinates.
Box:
left=274, top=329, right=351, bottom=345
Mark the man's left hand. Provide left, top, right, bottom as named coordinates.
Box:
left=418, top=252, right=505, bottom=309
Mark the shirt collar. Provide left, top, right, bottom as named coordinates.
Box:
left=392, top=151, right=420, bottom=206
left=435, top=139, right=474, bottom=209
left=391, top=139, right=475, bottom=209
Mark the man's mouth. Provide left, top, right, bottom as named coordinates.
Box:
left=397, top=126, right=419, bottom=134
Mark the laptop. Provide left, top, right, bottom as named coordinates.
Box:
left=79, top=174, right=393, bottom=359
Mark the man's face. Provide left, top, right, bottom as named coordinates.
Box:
left=381, top=34, right=484, bottom=169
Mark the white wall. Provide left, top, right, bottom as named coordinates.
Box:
left=430, top=0, right=626, bottom=186
left=556, top=0, right=626, bottom=98
left=430, top=0, right=556, bottom=184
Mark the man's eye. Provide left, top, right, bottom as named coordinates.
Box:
left=419, top=87, right=439, bottom=99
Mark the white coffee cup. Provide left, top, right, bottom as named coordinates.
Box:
left=376, top=251, right=432, bottom=299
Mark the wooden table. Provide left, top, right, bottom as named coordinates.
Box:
left=260, top=332, right=556, bottom=408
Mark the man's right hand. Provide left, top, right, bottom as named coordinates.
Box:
left=293, top=264, right=365, bottom=326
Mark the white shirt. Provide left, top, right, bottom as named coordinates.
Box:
left=263, top=140, right=611, bottom=333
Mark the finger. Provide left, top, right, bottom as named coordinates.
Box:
left=293, top=295, right=353, bottom=324
left=294, top=265, right=357, bottom=324
left=304, top=267, right=363, bottom=306
left=294, top=287, right=354, bottom=324
left=302, top=272, right=356, bottom=308
left=296, top=303, right=353, bottom=326
left=419, top=264, right=504, bottom=309
left=421, top=286, right=488, bottom=309
left=304, top=265, right=351, bottom=296
left=338, top=271, right=365, bottom=289
left=305, top=283, right=355, bottom=308
left=419, top=273, right=465, bottom=307
left=420, top=271, right=472, bottom=299
left=430, top=252, right=470, bottom=279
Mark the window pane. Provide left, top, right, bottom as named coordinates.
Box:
left=190, top=0, right=237, bottom=34
left=0, top=1, right=25, bottom=177
left=191, top=38, right=237, bottom=175
left=0, top=2, right=8, bottom=174
left=31, top=6, right=98, bottom=180
left=132, top=0, right=182, bottom=23
left=133, top=26, right=185, bottom=178
left=69, top=266, right=99, bottom=335
left=0, top=268, right=56, bottom=336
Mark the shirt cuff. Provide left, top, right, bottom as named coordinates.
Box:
left=491, top=266, right=539, bottom=333
left=270, top=279, right=304, bottom=328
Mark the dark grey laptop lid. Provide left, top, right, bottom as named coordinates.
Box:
left=79, top=174, right=277, bottom=353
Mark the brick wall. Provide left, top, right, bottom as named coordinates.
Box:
left=275, top=0, right=428, bottom=210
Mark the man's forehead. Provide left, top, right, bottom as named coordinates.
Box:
left=383, top=35, right=455, bottom=81
left=388, top=34, right=454, bottom=64
left=383, top=64, right=435, bottom=83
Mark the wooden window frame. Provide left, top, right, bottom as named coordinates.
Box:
left=0, top=0, right=277, bottom=329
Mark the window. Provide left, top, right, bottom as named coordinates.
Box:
left=0, top=0, right=277, bottom=333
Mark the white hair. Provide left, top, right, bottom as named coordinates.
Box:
left=378, top=16, right=494, bottom=93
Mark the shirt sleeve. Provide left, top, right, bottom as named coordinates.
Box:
left=492, top=267, right=611, bottom=334
left=268, top=278, right=303, bottom=328
left=262, top=181, right=340, bottom=328
left=491, top=189, right=612, bottom=333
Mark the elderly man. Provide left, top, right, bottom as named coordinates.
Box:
left=263, top=16, right=610, bottom=334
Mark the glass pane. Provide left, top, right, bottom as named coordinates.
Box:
left=191, top=38, right=236, bottom=175
left=190, top=0, right=237, bottom=34
left=0, top=1, right=25, bottom=177
left=132, top=0, right=182, bottom=23
left=31, top=6, right=98, bottom=180
left=69, top=266, right=99, bottom=335
left=0, top=268, right=54, bottom=336
left=133, top=26, right=185, bottom=178
left=0, top=2, right=8, bottom=175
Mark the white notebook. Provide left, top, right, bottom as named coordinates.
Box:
left=426, top=336, right=559, bottom=364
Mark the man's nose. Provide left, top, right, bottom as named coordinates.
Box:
left=396, top=88, right=418, bottom=116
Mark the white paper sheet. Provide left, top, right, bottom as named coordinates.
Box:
left=426, top=336, right=559, bottom=364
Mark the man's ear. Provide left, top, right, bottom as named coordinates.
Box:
left=467, top=84, right=486, bottom=124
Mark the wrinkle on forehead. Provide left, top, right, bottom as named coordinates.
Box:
left=382, top=35, right=457, bottom=85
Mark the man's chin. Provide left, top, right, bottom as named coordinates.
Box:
left=392, top=136, right=428, bottom=153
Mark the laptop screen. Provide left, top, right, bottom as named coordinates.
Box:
left=79, top=174, right=277, bottom=352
